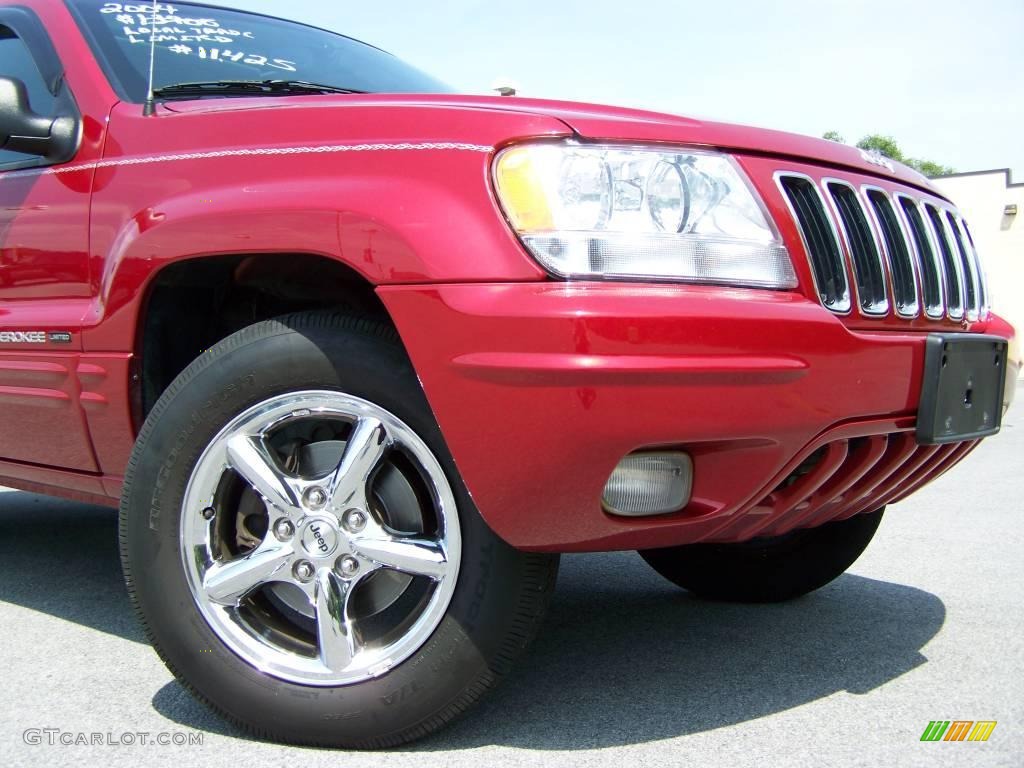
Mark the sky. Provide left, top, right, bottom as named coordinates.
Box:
left=210, top=0, right=1024, bottom=178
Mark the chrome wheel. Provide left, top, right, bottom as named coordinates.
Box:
left=181, top=390, right=461, bottom=686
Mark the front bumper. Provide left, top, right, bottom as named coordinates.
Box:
left=379, top=282, right=1016, bottom=552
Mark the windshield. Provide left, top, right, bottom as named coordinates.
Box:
left=68, top=1, right=453, bottom=101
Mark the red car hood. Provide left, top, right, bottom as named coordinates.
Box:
left=509, top=98, right=935, bottom=192
left=163, top=93, right=936, bottom=193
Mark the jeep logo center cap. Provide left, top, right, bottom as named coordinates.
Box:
left=300, top=520, right=340, bottom=558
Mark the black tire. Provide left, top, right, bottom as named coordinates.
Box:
left=120, top=311, right=558, bottom=748
left=639, top=508, right=884, bottom=603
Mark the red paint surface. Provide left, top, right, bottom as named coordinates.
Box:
left=0, top=0, right=1016, bottom=550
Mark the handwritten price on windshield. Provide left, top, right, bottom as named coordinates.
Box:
left=167, top=45, right=297, bottom=72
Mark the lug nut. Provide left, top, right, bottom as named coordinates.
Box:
left=335, top=555, right=360, bottom=579
left=273, top=519, right=295, bottom=541
left=293, top=560, right=315, bottom=582
left=201, top=507, right=216, bottom=520
left=342, top=509, right=367, bottom=533
left=304, top=486, right=328, bottom=509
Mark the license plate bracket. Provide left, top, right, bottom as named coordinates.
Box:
left=917, top=334, right=1008, bottom=445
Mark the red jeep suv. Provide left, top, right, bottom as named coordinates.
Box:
left=0, top=0, right=1018, bottom=748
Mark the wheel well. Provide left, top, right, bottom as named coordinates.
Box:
left=136, top=253, right=392, bottom=421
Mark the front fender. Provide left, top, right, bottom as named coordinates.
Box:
left=83, top=100, right=568, bottom=350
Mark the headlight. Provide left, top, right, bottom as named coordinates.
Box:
left=493, top=142, right=797, bottom=288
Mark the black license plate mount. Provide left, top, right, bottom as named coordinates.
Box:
left=917, top=334, right=1008, bottom=445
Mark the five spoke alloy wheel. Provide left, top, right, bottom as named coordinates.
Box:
left=120, top=313, right=558, bottom=747
left=182, top=391, right=461, bottom=686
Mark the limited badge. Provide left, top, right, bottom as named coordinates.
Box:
left=48, top=332, right=73, bottom=344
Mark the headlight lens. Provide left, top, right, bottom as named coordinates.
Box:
left=493, top=143, right=796, bottom=288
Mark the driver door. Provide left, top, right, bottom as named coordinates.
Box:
left=0, top=8, right=97, bottom=471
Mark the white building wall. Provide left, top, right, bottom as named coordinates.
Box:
left=933, top=170, right=1023, bottom=340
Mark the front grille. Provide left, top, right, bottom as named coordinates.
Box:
left=778, top=175, right=850, bottom=312
left=779, top=174, right=986, bottom=322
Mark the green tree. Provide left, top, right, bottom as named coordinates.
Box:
left=905, top=158, right=956, bottom=177
left=855, top=134, right=904, bottom=162
left=820, top=132, right=954, bottom=177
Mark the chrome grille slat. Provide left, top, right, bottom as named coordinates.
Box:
left=895, top=195, right=946, bottom=318
left=825, top=181, right=888, bottom=314
left=959, top=218, right=989, bottom=318
left=944, top=211, right=980, bottom=321
left=864, top=188, right=920, bottom=317
left=923, top=202, right=966, bottom=319
left=777, top=174, right=850, bottom=312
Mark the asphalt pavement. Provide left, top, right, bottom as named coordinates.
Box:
left=2, top=385, right=1022, bottom=767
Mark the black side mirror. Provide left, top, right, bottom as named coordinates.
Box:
left=0, top=76, right=77, bottom=162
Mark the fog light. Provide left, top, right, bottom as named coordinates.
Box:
left=602, top=452, right=693, bottom=517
